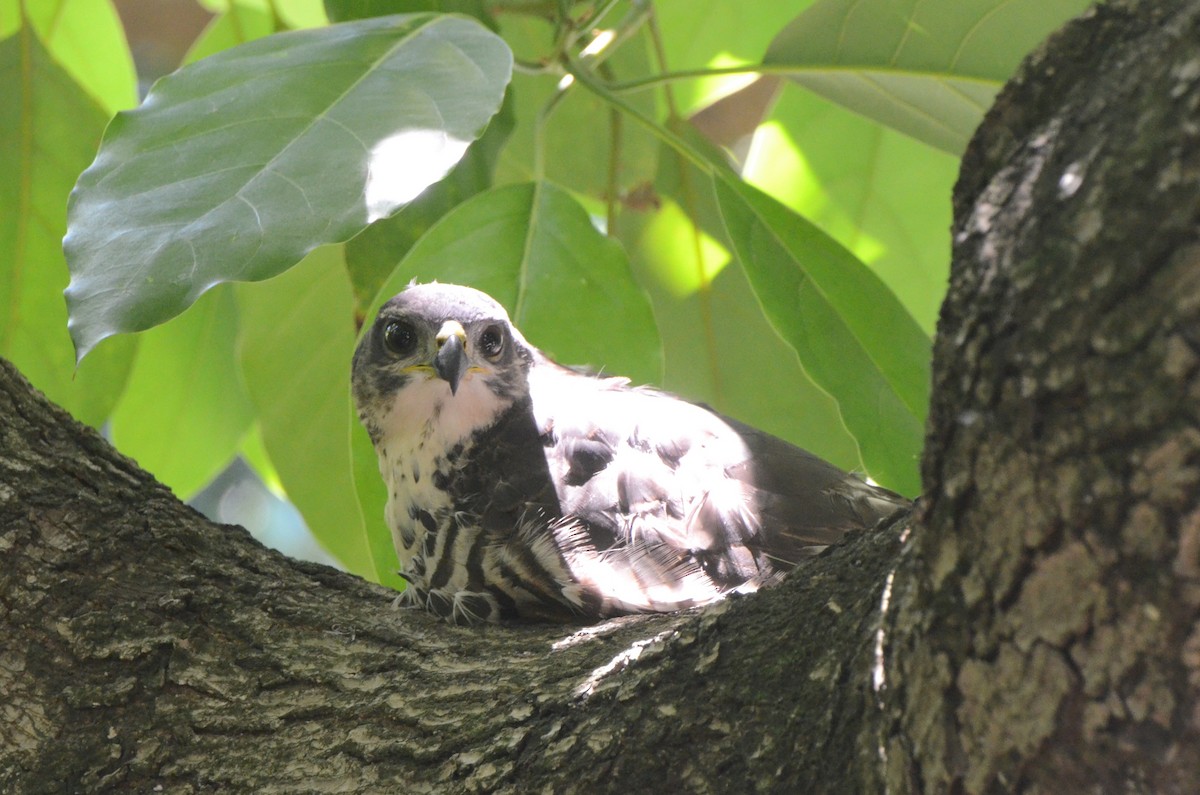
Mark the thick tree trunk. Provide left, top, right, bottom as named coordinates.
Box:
left=880, top=0, right=1200, bottom=792
left=2, top=0, right=1198, bottom=792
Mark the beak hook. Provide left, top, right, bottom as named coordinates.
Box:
left=434, top=321, right=469, bottom=394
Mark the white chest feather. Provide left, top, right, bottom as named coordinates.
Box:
left=374, top=373, right=509, bottom=573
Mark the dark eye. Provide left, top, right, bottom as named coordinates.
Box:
left=383, top=320, right=418, bottom=356
left=479, top=325, right=504, bottom=358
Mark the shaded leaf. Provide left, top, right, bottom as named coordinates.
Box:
left=494, top=18, right=658, bottom=203
left=715, top=176, right=928, bottom=495
left=65, top=13, right=513, bottom=360
left=763, top=0, right=1092, bottom=153
left=109, top=286, right=254, bottom=498
left=236, top=245, right=383, bottom=582
left=745, top=83, right=957, bottom=333
left=0, top=27, right=134, bottom=426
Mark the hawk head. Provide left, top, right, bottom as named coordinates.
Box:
left=352, top=283, right=534, bottom=447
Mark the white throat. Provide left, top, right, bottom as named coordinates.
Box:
left=374, top=371, right=511, bottom=569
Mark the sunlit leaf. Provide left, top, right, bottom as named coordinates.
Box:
left=184, top=0, right=276, bottom=64
left=109, top=286, right=254, bottom=498
left=344, top=93, right=514, bottom=314
left=655, top=0, right=815, bottom=115
left=236, top=245, right=384, bottom=582
left=0, top=27, right=134, bottom=425
left=65, top=13, right=513, bottom=360
left=763, top=0, right=1092, bottom=153
left=715, top=176, right=928, bottom=495
left=1, top=0, right=138, bottom=115
left=199, top=0, right=328, bottom=29
left=745, top=83, right=956, bottom=333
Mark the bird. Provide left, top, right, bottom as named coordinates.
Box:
left=351, top=283, right=908, bottom=624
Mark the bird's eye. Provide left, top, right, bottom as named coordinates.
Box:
left=479, top=326, right=504, bottom=358
left=383, top=321, right=418, bottom=356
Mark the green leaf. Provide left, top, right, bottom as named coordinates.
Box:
left=365, top=180, right=662, bottom=386
left=745, top=83, right=957, bottom=333
left=655, top=0, right=815, bottom=115
left=109, top=286, right=254, bottom=498
left=622, top=198, right=862, bottom=472
left=763, top=0, right=1093, bottom=154
left=236, top=245, right=383, bottom=582
left=64, top=13, right=514, bottom=360
left=0, top=27, right=134, bottom=425
left=1, top=0, right=138, bottom=115
left=325, top=0, right=489, bottom=24
left=184, top=0, right=276, bottom=64
left=715, top=176, right=928, bottom=495
left=494, top=18, right=659, bottom=203
left=198, top=0, right=329, bottom=29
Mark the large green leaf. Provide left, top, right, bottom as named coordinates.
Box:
left=715, top=176, right=928, bottom=495
left=763, top=0, right=1093, bottom=154
left=365, top=180, right=662, bottom=385
left=236, top=245, right=383, bottom=582
left=64, top=13, right=513, bottom=360
left=0, top=27, right=134, bottom=426
left=109, top=286, right=254, bottom=498
left=654, top=0, right=815, bottom=115
left=745, top=83, right=957, bottom=333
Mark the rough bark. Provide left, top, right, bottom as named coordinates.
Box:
left=881, top=1, right=1200, bottom=792
left=0, top=354, right=906, bottom=793
left=2, top=0, right=1199, bottom=792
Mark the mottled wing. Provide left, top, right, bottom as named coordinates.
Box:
left=528, top=357, right=907, bottom=614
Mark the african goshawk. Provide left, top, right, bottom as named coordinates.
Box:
left=352, top=283, right=907, bottom=624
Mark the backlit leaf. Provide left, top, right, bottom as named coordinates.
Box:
left=0, top=27, right=134, bottom=425
left=716, top=176, right=928, bottom=495
left=763, top=0, right=1092, bottom=153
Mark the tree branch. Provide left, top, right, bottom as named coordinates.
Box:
left=0, top=358, right=906, bottom=792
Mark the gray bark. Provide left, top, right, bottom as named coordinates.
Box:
left=881, top=0, right=1200, bottom=792
left=0, top=355, right=902, bottom=793
left=2, top=0, right=1199, bottom=792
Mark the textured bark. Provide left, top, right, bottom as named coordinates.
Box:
left=0, top=356, right=904, bottom=793
left=881, top=1, right=1200, bottom=792
left=3, top=0, right=1199, bottom=792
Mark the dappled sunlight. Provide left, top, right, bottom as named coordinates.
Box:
left=364, top=129, right=470, bottom=222
left=638, top=199, right=730, bottom=298
left=743, top=120, right=886, bottom=265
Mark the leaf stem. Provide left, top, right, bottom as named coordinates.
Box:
left=562, top=51, right=713, bottom=175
